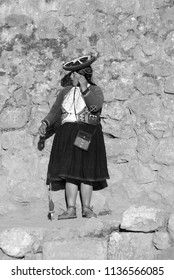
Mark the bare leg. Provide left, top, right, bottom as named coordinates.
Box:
left=58, top=182, right=78, bottom=220
left=80, top=183, right=96, bottom=218
left=80, top=183, right=93, bottom=207
left=65, top=182, right=78, bottom=207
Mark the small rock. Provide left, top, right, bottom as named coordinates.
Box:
left=120, top=205, right=167, bottom=232
left=0, top=228, right=34, bottom=258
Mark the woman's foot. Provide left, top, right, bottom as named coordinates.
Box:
left=58, top=206, right=77, bottom=220
left=82, top=205, right=97, bottom=218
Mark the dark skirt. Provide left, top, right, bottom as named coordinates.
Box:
left=46, top=122, right=109, bottom=190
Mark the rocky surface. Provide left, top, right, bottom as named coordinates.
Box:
left=1, top=0, right=174, bottom=259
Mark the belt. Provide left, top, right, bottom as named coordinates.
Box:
left=77, top=112, right=100, bottom=125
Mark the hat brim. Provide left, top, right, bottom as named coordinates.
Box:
left=62, top=56, right=96, bottom=71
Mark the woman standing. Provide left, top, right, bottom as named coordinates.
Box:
left=39, top=55, right=109, bottom=219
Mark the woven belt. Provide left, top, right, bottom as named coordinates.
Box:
left=78, top=112, right=100, bottom=125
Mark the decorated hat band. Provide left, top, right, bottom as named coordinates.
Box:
left=62, top=55, right=97, bottom=72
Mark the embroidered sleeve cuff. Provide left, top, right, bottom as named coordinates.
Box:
left=42, top=119, right=50, bottom=127
left=82, top=88, right=90, bottom=96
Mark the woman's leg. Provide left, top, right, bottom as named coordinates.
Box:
left=80, top=183, right=93, bottom=207
left=80, top=183, right=97, bottom=218
left=58, top=182, right=78, bottom=219
left=65, top=182, right=78, bottom=207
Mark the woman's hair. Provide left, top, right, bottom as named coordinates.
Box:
left=60, top=72, right=73, bottom=87
left=60, top=66, right=96, bottom=87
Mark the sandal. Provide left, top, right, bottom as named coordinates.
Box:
left=58, top=206, right=77, bottom=220
left=82, top=205, right=97, bottom=218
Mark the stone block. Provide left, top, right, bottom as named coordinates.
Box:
left=154, top=137, right=174, bottom=165
left=146, top=118, right=169, bottom=139
left=159, top=165, right=174, bottom=183
left=108, top=231, right=154, bottom=260
left=128, top=159, right=156, bottom=184
left=102, top=101, right=125, bottom=121
left=134, top=77, right=161, bottom=95
left=136, top=132, right=157, bottom=162
left=42, top=237, right=107, bottom=260
left=120, top=205, right=167, bottom=232
left=0, top=228, right=34, bottom=258
left=0, top=107, right=29, bottom=129
left=0, top=227, right=44, bottom=258
left=1, top=130, right=33, bottom=151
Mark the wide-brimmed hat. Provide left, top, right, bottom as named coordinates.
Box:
left=62, top=54, right=97, bottom=71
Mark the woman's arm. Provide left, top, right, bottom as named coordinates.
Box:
left=42, top=87, right=71, bottom=126
left=82, top=85, right=104, bottom=112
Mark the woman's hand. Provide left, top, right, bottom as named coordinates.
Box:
left=75, top=72, right=88, bottom=91
left=39, top=122, right=47, bottom=137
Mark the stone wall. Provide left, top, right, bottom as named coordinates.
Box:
left=1, top=0, right=174, bottom=259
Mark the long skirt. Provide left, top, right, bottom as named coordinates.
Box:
left=46, top=122, right=109, bottom=190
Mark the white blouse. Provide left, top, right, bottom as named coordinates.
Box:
left=61, top=86, right=87, bottom=124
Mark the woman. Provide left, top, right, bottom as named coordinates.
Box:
left=39, top=55, right=109, bottom=219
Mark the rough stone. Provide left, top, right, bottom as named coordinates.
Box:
left=120, top=205, right=167, bottom=232
left=135, top=77, right=162, bottom=95
left=155, top=181, right=174, bottom=208
left=102, top=117, right=136, bottom=139
left=145, top=118, right=170, bottom=139
left=159, top=165, right=174, bottom=183
left=42, top=237, right=107, bottom=260
left=152, top=230, right=172, bottom=250
left=0, top=107, right=30, bottom=129
left=128, top=159, right=156, bottom=184
left=104, top=136, right=137, bottom=161
left=154, top=137, right=174, bottom=165
left=136, top=132, right=158, bottom=162
left=108, top=231, right=155, bottom=260
left=1, top=130, right=33, bottom=151
left=167, top=213, right=174, bottom=242
left=128, top=96, right=162, bottom=119
left=0, top=228, right=34, bottom=258
left=164, top=75, right=174, bottom=94
left=102, top=101, right=125, bottom=121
